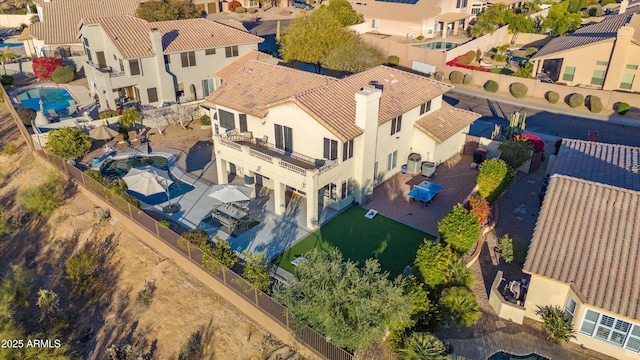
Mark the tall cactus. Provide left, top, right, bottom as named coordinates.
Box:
left=276, top=20, right=281, bottom=43
left=507, top=111, right=527, bottom=138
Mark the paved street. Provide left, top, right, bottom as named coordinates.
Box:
left=446, top=88, right=640, bottom=147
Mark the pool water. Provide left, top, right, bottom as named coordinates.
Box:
left=0, top=42, right=23, bottom=48
left=414, top=41, right=458, bottom=50
left=101, top=156, right=195, bottom=205
left=16, top=87, right=77, bottom=115
left=487, top=351, right=549, bottom=360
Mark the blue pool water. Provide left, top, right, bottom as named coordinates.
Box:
left=414, top=41, right=458, bottom=50
left=101, top=156, right=194, bottom=205
left=16, top=87, right=77, bottom=115
left=487, top=351, right=549, bottom=360
left=0, top=42, right=23, bottom=48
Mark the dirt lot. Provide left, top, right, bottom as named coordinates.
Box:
left=0, top=108, right=299, bottom=359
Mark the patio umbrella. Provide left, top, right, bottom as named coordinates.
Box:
left=208, top=184, right=252, bottom=203
left=89, top=125, right=119, bottom=141
left=122, top=165, right=173, bottom=196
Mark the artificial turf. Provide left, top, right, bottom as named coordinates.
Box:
left=272, top=206, right=437, bottom=278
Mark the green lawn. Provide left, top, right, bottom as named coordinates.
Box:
left=272, top=207, right=437, bottom=278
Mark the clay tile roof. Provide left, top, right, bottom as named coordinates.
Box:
left=414, top=102, right=480, bottom=143
left=524, top=175, right=640, bottom=320
left=215, top=50, right=274, bottom=80
left=214, top=19, right=249, bottom=32
left=80, top=16, right=263, bottom=59
left=532, top=8, right=640, bottom=59
left=203, top=60, right=331, bottom=119
left=30, top=0, right=139, bottom=45
left=295, top=65, right=454, bottom=141
left=205, top=63, right=455, bottom=141
left=552, top=139, right=640, bottom=191
left=351, top=0, right=441, bottom=23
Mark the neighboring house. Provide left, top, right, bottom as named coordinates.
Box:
left=530, top=8, right=640, bottom=91
left=524, top=139, right=640, bottom=360
left=30, top=0, right=140, bottom=57
left=79, top=15, right=263, bottom=110
left=203, top=61, right=480, bottom=229
left=350, top=0, right=477, bottom=39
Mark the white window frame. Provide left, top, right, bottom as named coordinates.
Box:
left=341, top=178, right=351, bottom=199
left=372, top=19, right=379, bottom=29
left=564, top=297, right=577, bottom=321
left=391, top=115, right=402, bottom=135
left=387, top=150, right=398, bottom=171
left=579, top=309, right=640, bottom=352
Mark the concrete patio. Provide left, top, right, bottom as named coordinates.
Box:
left=365, top=154, right=478, bottom=235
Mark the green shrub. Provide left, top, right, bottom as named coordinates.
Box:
left=46, top=127, right=92, bottom=159
left=525, top=47, right=538, bottom=57
left=617, top=102, right=630, bottom=115
left=416, top=35, right=424, bottom=41
left=18, top=176, right=64, bottom=216
left=439, top=286, right=481, bottom=326
left=159, top=219, right=170, bottom=227
left=493, top=54, right=506, bottom=62
left=463, top=74, right=472, bottom=85
left=546, top=91, right=559, bottom=104
left=449, top=71, right=464, bottom=84
left=248, top=7, right=258, bottom=13
left=414, top=241, right=455, bottom=288
left=65, top=248, right=101, bottom=292
left=509, top=82, right=528, bottom=98
left=51, top=65, right=75, bottom=84
left=0, top=75, right=14, bottom=85
left=135, top=280, right=155, bottom=306
left=241, top=252, right=271, bottom=292
left=124, top=194, right=140, bottom=208
left=484, top=80, right=498, bottom=93
left=387, top=55, right=399, bottom=66
left=434, top=71, right=444, bottom=81
left=181, top=229, right=209, bottom=248
left=1, top=142, right=18, bottom=155
left=460, top=51, right=476, bottom=65
left=477, top=158, right=514, bottom=203
left=17, top=107, right=36, bottom=126
left=199, top=114, right=211, bottom=126
left=535, top=306, right=577, bottom=343
left=235, top=6, right=247, bottom=13
left=399, top=332, right=446, bottom=360
left=498, top=139, right=533, bottom=169
left=438, top=204, right=480, bottom=255
left=568, top=93, right=584, bottom=108
left=99, top=110, right=119, bottom=119
left=587, top=95, right=603, bottom=113
left=497, top=234, right=514, bottom=263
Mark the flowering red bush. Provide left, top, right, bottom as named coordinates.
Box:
left=514, top=133, right=544, bottom=153
left=446, top=56, right=491, bottom=72
left=32, top=56, right=63, bottom=80
left=466, top=194, right=490, bottom=225
left=229, top=0, right=242, bottom=11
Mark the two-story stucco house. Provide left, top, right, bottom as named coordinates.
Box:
left=79, top=15, right=263, bottom=110
left=203, top=61, right=480, bottom=229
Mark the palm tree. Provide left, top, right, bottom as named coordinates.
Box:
left=439, top=286, right=481, bottom=326
left=399, top=332, right=447, bottom=360
left=535, top=306, right=577, bottom=343
left=446, top=259, right=474, bottom=288
left=0, top=47, right=17, bottom=75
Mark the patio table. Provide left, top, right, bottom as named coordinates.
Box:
left=408, top=181, right=444, bottom=207
left=216, top=204, right=248, bottom=220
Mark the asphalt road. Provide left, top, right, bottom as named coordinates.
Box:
left=446, top=89, right=640, bottom=147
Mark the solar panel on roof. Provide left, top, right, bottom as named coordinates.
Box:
left=376, top=0, right=419, bottom=4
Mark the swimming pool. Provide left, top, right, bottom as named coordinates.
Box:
left=413, top=41, right=458, bottom=50
left=487, top=351, right=549, bottom=360
left=101, top=155, right=195, bottom=205
left=16, top=87, right=77, bottom=115
left=0, top=42, right=23, bottom=48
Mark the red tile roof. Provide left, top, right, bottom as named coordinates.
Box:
left=524, top=175, right=640, bottom=320
left=80, top=16, right=263, bottom=59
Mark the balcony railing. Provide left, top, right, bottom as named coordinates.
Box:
left=86, top=62, right=125, bottom=77
left=216, top=133, right=340, bottom=176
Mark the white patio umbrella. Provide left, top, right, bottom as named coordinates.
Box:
left=208, top=184, right=252, bottom=203
left=122, top=165, right=173, bottom=196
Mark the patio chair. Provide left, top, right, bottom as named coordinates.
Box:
left=47, top=109, right=58, bottom=119
left=256, top=135, right=268, bottom=147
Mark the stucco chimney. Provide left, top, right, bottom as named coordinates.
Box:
left=148, top=27, right=174, bottom=104
left=619, top=0, right=628, bottom=14
left=353, top=85, right=382, bottom=204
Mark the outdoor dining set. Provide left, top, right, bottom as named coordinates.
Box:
left=208, top=184, right=254, bottom=235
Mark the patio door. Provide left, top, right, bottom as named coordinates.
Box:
left=239, top=114, right=248, bottom=132
left=274, top=124, right=293, bottom=153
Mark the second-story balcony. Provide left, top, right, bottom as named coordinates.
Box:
left=85, top=62, right=126, bottom=78
left=214, top=131, right=339, bottom=183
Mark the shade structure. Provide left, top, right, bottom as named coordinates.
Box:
left=122, top=165, right=173, bottom=196
left=208, top=184, right=252, bottom=203
left=89, top=125, right=119, bottom=140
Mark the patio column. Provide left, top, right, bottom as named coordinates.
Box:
left=216, top=157, right=228, bottom=184
left=306, top=180, right=319, bottom=229
left=245, top=169, right=256, bottom=199
left=273, top=179, right=285, bottom=215
left=97, top=90, right=109, bottom=111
